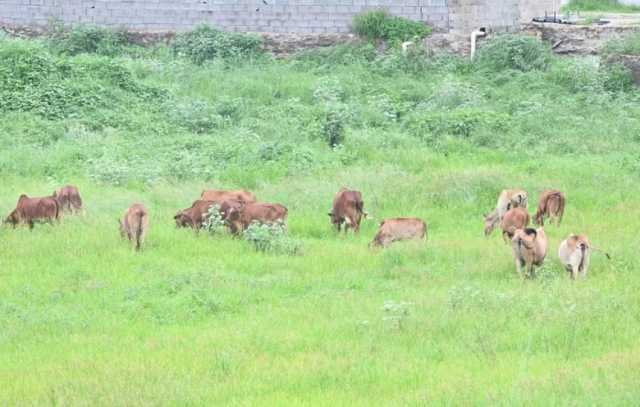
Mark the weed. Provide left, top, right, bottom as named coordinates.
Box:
left=353, top=10, right=432, bottom=44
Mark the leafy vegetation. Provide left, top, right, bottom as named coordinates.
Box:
left=171, top=25, right=263, bottom=64
left=352, top=10, right=432, bottom=43
left=1, top=27, right=640, bottom=404
left=603, top=31, right=640, bottom=55
left=563, top=0, right=640, bottom=12
left=48, top=24, right=136, bottom=56
left=243, top=221, right=302, bottom=255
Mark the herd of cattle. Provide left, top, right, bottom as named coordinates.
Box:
left=3, top=185, right=608, bottom=279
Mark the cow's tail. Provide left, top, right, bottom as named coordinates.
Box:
left=556, top=192, right=565, bottom=225
left=355, top=199, right=364, bottom=215
left=53, top=197, right=61, bottom=221
left=135, top=212, right=145, bottom=251
left=591, top=246, right=611, bottom=260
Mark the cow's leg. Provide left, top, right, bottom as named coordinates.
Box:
left=28, top=220, right=35, bottom=230
left=514, top=257, right=523, bottom=278
left=571, top=265, right=578, bottom=280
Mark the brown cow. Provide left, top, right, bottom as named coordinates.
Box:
left=483, top=189, right=528, bottom=236
left=174, top=200, right=218, bottom=231
left=329, top=187, right=365, bottom=233
left=4, top=194, right=60, bottom=229
left=54, top=185, right=83, bottom=214
left=499, top=207, right=530, bottom=243
left=534, top=189, right=565, bottom=226
left=224, top=202, right=288, bottom=234
left=558, top=234, right=610, bottom=280
left=200, top=189, right=256, bottom=204
left=511, top=227, right=548, bottom=278
left=119, top=203, right=149, bottom=251
left=370, top=217, right=427, bottom=248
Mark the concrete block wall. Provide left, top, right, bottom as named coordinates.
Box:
left=0, top=1, right=562, bottom=35
left=0, top=0, right=450, bottom=34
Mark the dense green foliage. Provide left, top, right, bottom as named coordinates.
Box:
left=171, top=25, right=263, bottom=64
left=563, top=0, right=640, bottom=12
left=603, top=31, right=640, bottom=55
left=1, top=30, right=640, bottom=404
left=352, top=10, right=432, bottom=43
left=48, top=24, right=137, bottom=56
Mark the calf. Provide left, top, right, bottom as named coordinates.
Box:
left=54, top=185, right=83, bottom=214
left=511, top=227, right=548, bottom=278
left=4, top=194, right=60, bottom=229
left=558, top=234, right=610, bottom=279
left=119, top=203, right=149, bottom=251
left=484, top=189, right=528, bottom=236
left=224, top=202, right=288, bottom=234
left=370, top=217, right=427, bottom=248
left=174, top=200, right=217, bottom=231
left=499, top=207, right=530, bottom=243
left=200, top=189, right=256, bottom=204
left=329, top=187, right=365, bottom=233
left=534, top=189, right=565, bottom=226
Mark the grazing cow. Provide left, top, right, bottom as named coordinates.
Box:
left=370, top=217, right=427, bottom=248
left=119, top=203, right=149, bottom=251
left=558, top=234, right=610, bottom=279
left=329, top=187, right=365, bottom=233
left=200, top=189, right=256, bottom=204
left=223, top=202, right=288, bottom=234
left=54, top=185, right=83, bottom=214
left=511, top=227, right=548, bottom=278
left=500, top=207, right=530, bottom=243
left=534, top=189, right=565, bottom=226
left=174, top=200, right=217, bottom=231
left=484, top=189, right=528, bottom=236
left=4, top=194, right=60, bottom=229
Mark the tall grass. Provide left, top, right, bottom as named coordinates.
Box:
left=1, top=28, right=640, bottom=404
left=563, top=0, right=640, bottom=12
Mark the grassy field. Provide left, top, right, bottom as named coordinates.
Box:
left=563, top=0, right=640, bottom=12
left=1, top=31, right=640, bottom=404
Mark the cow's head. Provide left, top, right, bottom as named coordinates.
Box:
left=117, top=218, right=125, bottom=238
left=4, top=210, right=20, bottom=228
left=483, top=213, right=498, bottom=236
left=512, top=228, right=537, bottom=249
left=174, top=211, right=192, bottom=228
left=220, top=200, right=244, bottom=234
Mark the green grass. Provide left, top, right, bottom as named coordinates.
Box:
left=563, top=0, right=640, bottom=12
left=1, top=32, right=640, bottom=404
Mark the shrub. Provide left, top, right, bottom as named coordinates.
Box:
left=353, top=10, right=431, bottom=44
left=171, top=25, right=263, bottom=64
left=292, top=43, right=377, bottom=70
left=320, top=107, right=348, bottom=147
left=475, top=34, right=551, bottom=72
left=562, top=0, right=640, bottom=12
left=405, top=109, right=509, bottom=148
left=50, top=25, right=133, bottom=56
left=203, top=204, right=225, bottom=235
left=243, top=221, right=302, bottom=255
left=0, top=40, right=164, bottom=120
left=603, top=32, right=640, bottom=56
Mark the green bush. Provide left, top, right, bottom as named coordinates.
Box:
left=243, top=221, right=302, bottom=255
left=49, top=25, right=134, bottom=56
left=562, top=0, right=640, bottom=12
left=292, top=43, right=377, bottom=71
left=0, top=39, right=163, bottom=120
left=203, top=204, right=225, bottom=235
left=171, top=25, right=263, bottom=64
left=603, top=32, right=640, bottom=56
left=352, top=10, right=431, bottom=44
left=475, top=34, right=551, bottom=72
